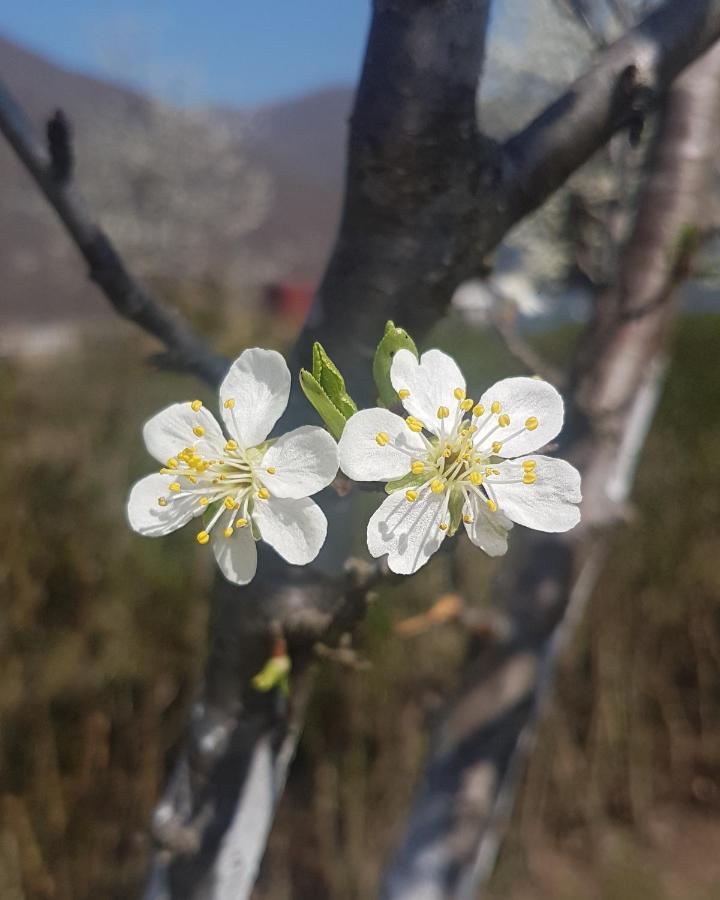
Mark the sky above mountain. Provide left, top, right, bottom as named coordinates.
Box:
left=0, top=1, right=371, bottom=106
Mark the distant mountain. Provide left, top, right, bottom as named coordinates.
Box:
left=0, top=35, right=353, bottom=325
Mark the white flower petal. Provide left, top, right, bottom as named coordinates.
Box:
left=262, top=426, right=339, bottom=499
left=211, top=524, right=258, bottom=585
left=143, top=403, right=225, bottom=464
left=367, top=487, right=449, bottom=575
left=219, top=348, right=291, bottom=449
left=463, top=495, right=513, bottom=557
left=490, top=455, right=581, bottom=532
left=253, top=497, right=327, bottom=565
left=390, top=348, right=467, bottom=434
left=127, top=473, right=200, bottom=537
left=476, top=377, right=564, bottom=456
left=338, top=408, right=425, bottom=482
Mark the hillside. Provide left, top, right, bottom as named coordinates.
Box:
left=0, top=35, right=353, bottom=325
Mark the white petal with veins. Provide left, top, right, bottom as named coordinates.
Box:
left=491, top=455, right=581, bottom=532
left=211, top=524, right=258, bottom=585
left=476, top=377, right=564, bottom=457
left=367, top=487, right=449, bottom=574
left=127, top=473, right=201, bottom=536
left=253, top=496, right=327, bottom=565
left=219, top=348, right=291, bottom=449
left=143, top=403, right=225, bottom=463
left=390, top=348, right=466, bottom=435
left=463, top=496, right=513, bottom=557
left=339, top=408, right=425, bottom=482
left=262, top=426, right=339, bottom=499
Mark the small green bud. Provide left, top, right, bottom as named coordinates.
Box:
left=373, top=321, right=418, bottom=408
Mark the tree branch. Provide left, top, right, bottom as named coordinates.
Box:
left=381, top=38, right=720, bottom=900
left=489, top=0, right=720, bottom=247
left=0, top=81, right=228, bottom=386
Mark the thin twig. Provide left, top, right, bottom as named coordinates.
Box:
left=0, top=81, right=228, bottom=386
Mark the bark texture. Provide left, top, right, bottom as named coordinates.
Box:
left=382, top=39, right=720, bottom=900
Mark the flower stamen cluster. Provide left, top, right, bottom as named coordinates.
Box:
left=127, top=348, right=339, bottom=585
left=338, top=347, right=581, bottom=574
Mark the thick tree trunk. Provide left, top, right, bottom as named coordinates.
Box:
left=381, top=39, right=720, bottom=900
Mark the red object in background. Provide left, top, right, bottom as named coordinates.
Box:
left=263, top=282, right=315, bottom=325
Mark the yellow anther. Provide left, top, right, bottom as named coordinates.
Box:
left=454, top=387, right=466, bottom=400
left=258, top=487, right=270, bottom=500
left=491, top=401, right=502, bottom=414
left=491, top=441, right=503, bottom=454
left=224, top=398, right=235, bottom=409
left=438, top=522, right=448, bottom=531
left=443, top=448, right=452, bottom=458
left=199, top=497, right=209, bottom=506
left=169, top=482, right=181, bottom=493
left=405, top=490, right=418, bottom=502
left=187, top=475, right=198, bottom=484
left=523, top=472, right=537, bottom=485
left=406, top=416, right=424, bottom=433
left=410, top=460, right=424, bottom=475
left=191, top=399, right=203, bottom=412
left=266, top=466, right=276, bottom=474
left=430, top=479, right=445, bottom=494
left=157, top=497, right=168, bottom=507
left=498, top=414, right=511, bottom=428
left=166, top=457, right=178, bottom=469
left=225, top=439, right=238, bottom=452
left=460, top=427, right=470, bottom=438
left=196, top=530, right=210, bottom=545
left=224, top=497, right=237, bottom=510
left=235, top=518, right=248, bottom=529
left=525, top=416, right=539, bottom=431
left=224, top=527, right=234, bottom=538
left=193, top=425, right=205, bottom=437
left=486, top=499, right=498, bottom=512
left=473, top=404, right=485, bottom=418
left=375, top=431, right=390, bottom=446
left=469, top=471, right=483, bottom=485
left=463, top=513, right=473, bottom=524
left=196, top=460, right=210, bottom=473
left=522, top=459, right=537, bottom=472
left=460, top=398, right=473, bottom=411
left=398, top=388, right=410, bottom=399
left=437, top=406, right=450, bottom=419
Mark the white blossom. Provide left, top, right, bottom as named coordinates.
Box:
left=338, top=348, right=581, bottom=575
left=127, top=348, right=339, bottom=585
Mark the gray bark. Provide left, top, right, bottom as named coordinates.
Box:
left=382, top=38, right=720, bottom=900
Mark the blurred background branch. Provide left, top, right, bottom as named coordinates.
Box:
left=0, top=80, right=228, bottom=385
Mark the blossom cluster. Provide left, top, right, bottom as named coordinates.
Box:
left=128, top=343, right=581, bottom=585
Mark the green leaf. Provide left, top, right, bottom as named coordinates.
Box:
left=373, top=321, right=419, bottom=408
left=299, top=368, right=348, bottom=440
left=312, top=342, right=358, bottom=416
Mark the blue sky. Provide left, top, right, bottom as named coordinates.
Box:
left=0, top=1, right=371, bottom=107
